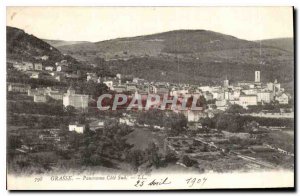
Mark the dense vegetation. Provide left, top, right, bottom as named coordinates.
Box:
left=137, top=109, right=188, bottom=135
left=55, top=30, right=293, bottom=91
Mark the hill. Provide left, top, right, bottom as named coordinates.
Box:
left=54, top=30, right=293, bottom=89
left=57, top=30, right=262, bottom=61
left=7, top=26, right=81, bottom=67
left=259, top=38, right=293, bottom=53
left=43, top=39, right=90, bottom=48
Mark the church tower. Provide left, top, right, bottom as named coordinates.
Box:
left=255, top=71, right=260, bottom=83
left=224, top=76, right=229, bottom=88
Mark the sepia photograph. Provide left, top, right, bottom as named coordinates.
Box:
left=5, top=6, right=294, bottom=190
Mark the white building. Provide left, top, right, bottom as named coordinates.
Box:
left=257, top=91, right=273, bottom=104
left=275, top=93, right=289, bottom=104
left=267, top=82, right=274, bottom=92
left=215, top=99, right=229, bottom=111
left=41, top=55, right=49, bottom=61
left=34, top=94, right=47, bottom=102
left=63, top=87, right=89, bottom=109
left=274, top=80, right=281, bottom=92
left=182, top=110, right=205, bottom=122
left=45, top=66, right=54, bottom=71
left=126, top=83, right=137, bottom=92
left=28, top=88, right=47, bottom=96
left=267, top=80, right=281, bottom=93
left=87, top=73, right=99, bottom=83
left=89, top=120, right=105, bottom=131
left=13, top=62, right=27, bottom=71
left=170, top=89, right=189, bottom=97
left=224, top=90, right=231, bottom=100
left=30, top=72, right=40, bottom=79
left=242, top=88, right=257, bottom=95
left=48, top=92, right=63, bottom=100
left=8, top=83, right=30, bottom=93
left=69, top=124, right=85, bottom=134
left=24, top=62, right=34, bottom=70
left=212, top=90, right=224, bottom=100
left=198, top=86, right=211, bottom=92
left=103, top=81, right=114, bottom=90
left=133, top=78, right=145, bottom=84
left=56, top=65, right=68, bottom=72
left=203, top=92, right=213, bottom=101
left=116, top=73, right=121, bottom=79
left=34, top=63, right=43, bottom=71
left=239, top=95, right=257, bottom=108
left=119, top=118, right=135, bottom=126
left=224, top=78, right=229, bottom=88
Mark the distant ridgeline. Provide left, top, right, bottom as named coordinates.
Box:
left=6, top=26, right=82, bottom=68
left=52, top=30, right=293, bottom=91
left=7, top=26, right=294, bottom=94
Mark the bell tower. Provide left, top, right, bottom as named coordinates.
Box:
left=255, top=71, right=260, bottom=83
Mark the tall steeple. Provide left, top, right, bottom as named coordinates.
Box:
left=255, top=71, right=261, bottom=83
left=224, top=75, right=229, bottom=88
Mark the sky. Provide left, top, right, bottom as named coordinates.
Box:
left=7, top=7, right=293, bottom=42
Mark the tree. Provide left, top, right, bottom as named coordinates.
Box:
left=126, top=149, right=145, bottom=170
left=78, top=114, right=87, bottom=124
left=163, top=112, right=187, bottom=135
left=199, top=117, right=215, bottom=128
left=215, top=113, right=244, bottom=132
left=64, top=105, right=76, bottom=116
left=165, top=151, right=178, bottom=163
left=229, top=136, right=243, bottom=144
left=226, top=104, right=246, bottom=114
left=243, top=121, right=259, bottom=133
left=8, top=136, right=22, bottom=149
left=196, top=95, right=207, bottom=107
left=146, top=143, right=163, bottom=168
left=182, top=155, right=197, bottom=167
left=84, top=81, right=109, bottom=99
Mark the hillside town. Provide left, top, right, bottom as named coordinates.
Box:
left=4, top=5, right=296, bottom=191
left=8, top=56, right=292, bottom=118
left=7, top=51, right=294, bottom=174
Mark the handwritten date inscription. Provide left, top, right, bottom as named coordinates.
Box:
left=134, top=176, right=207, bottom=188
left=134, top=177, right=171, bottom=187
left=186, top=177, right=208, bottom=187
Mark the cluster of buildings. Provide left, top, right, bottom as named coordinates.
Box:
left=8, top=54, right=292, bottom=123
left=11, top=61, right=43, bottom=72
left=38, top=129, right=62, bottom=142
left=8, top=83, right=90, bottom=109
left=97, top=71, right=291, bottom=122
left=102, top=74, right=172, bottom=96
left=10, top=58, right=73, bottom=74
left=68, top=114, right=135, bottom=134
left=8, top=65, right=291, bottom=115
left=27, top=86, right=64, bottom=102
left=196, top=71, right=290, bottom=110
left=7, top=83, right=30, bottom=93
left=8, top=58, right=81, bottom=82
left=13, top=128, right=71, bottom=155
left=8, top=56, right=91, bottom=109
left=102, top=71, right=290, bottom=111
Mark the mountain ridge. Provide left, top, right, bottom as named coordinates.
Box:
left=43, top=39, right=91, bottom=48
left=257, top=38, right=293, bottom=52
left=7, top=26, right=82, bottom=67
left=7, top=26, right=294, bottom=92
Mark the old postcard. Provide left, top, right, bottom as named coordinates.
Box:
left=6, top=7, right=294, bottom=190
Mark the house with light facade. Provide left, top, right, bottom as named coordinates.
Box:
left=63, top=87, right=89, bottom=110
left=69, top=123, right=86, bottom=134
